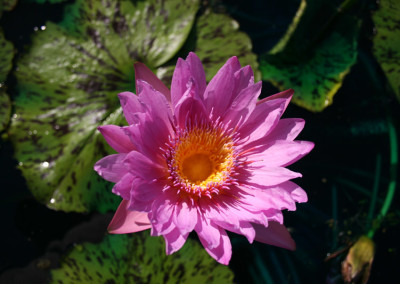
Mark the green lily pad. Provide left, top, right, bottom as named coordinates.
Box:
left=259, top=0, right=359, bottom=112
left=0, top=0, right=18, bottom=15
left=9, top=0, right=200, bottom=213
left=156, top=10, right=260, bottom=85
left=372, top=0, right=400, bottom=102
left=51, top=232, right=234, bottom=284
left=0, top=30, right=14, bottom=132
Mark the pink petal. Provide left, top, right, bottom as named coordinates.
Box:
left=93, top=153, right=128, bottom=183
left=200, top=194, right=268, bottom=227
left=163, top=227, right=189, bottom=255
left=239, top=185, right=297, bottom=212
left=171, top=58, right=190, bottom=107
left=174, top=78, right=207, bottom=128
left=280, top=181, right=308, bottom=203
left=98, top=125, right=135, bottom=153
left=248, top=140, right=314, bottom=167
left=267, top=118, right=305, bottom=141
left=203, top=56, right=241, bottom=117
left=108, top=199, right=151, bottom=234
left=195, top=219, right=221, bottom=249
left=186, top=52, right=206, bottom=97
left=149, top=195, right=179, bottom=236
left=171, top=53, right=207, bottom=108
left=215, top=220, right=255, bottom=243
left=199, top=227, right=232, bottom=265
left=256, top=89, right=294, bottom=112
left=233, top=65, right=254, bottom=93
left=123, top=115, right=171, bottom=163
left=242, top=166, right=302, bottom=187
left=222, top=81, right=262, bottom=128
left=136, top=79, right=173, bottom=131
left=124, top=151, right=167, bottom=180
left=134, top=62, right=171, bottom=102
left=238, top=98, right=288, bottom=144
left=253, top=222, right=296, bottom=250
left=111, top=173, right=134, bottom=200
left=118, top=92, right=144, bottom=125
left=173, top=201, right=198, bottom=235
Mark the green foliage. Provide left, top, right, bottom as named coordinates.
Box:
left=51, top=232, right=234, bottom=284
left=0, top=30, right=14, bottom=132
left=9, top=0, right=258, bottom=212
left=260, top=0, right=359, bottom=112
left=372, top=0, right=400, bottom=102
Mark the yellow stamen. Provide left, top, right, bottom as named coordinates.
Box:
left=173, top=127, right=234, bottom=189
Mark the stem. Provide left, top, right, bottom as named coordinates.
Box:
left=367, top=154, right=381, bottom=225
left=332, top=185, right=338, bottom=248
left=367, top=117, right=398, bottom=238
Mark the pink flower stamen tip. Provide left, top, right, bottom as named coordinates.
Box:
left=94, top=52, right=314, bottom=265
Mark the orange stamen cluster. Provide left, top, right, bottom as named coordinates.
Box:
left=164, top=122, right=239, bottom=199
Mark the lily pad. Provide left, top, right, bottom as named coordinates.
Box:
left=51, top=232, right=234, bottom=284
left=372, top=0, right=400, bottom=102
left=0, top=30, right=14, bottom=132
left=0, top=0, right=18, bottom=15
left=156, top=10, right=260, bottom=85
left=259, top=0, right=359, bottom=112
left=9, top=0, right=200, bottom=213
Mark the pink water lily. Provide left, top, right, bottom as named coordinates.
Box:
left=94, top=52, right=313, bottom=265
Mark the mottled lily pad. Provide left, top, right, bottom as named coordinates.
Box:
left=372, top=0, right=400, bottom=101
left=9, top=0, right=259, bottom=213
left=0, top=0, right=18, bottom=15
left=51, top=232, right=234, bottom=284
left=260, top=0, right=359, bottom=112
left=156, top=10, right=260, bottom=84
left=0, top=30, right=14, bottom=132
left=9, top=0, right=200, bottom=212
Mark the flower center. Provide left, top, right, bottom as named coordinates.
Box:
left=182, top=153, right=213, bottom=183
left=165, top=125, right=237, bottom=196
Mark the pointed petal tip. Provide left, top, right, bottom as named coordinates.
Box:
left=107, top=200, right=152, bottom=234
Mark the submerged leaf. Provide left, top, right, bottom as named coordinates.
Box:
left=0, top=30, right=14, bottom=132
left=372, top=0, right=400, bottom=102
left=50, top=232, right=234, bottom=284
left=260, top=0, right=359, bottom=112
left=9, top=0, right=200, bottom=212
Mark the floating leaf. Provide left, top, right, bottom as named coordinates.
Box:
left=51, top=232, right=234, bottom=284
left=260, top=0, right=359, bottom=112
left=156, top=10, right=260, bottom=85
left=0, top=30, right=14, bottom=132
left=372, top=0, right=400, bottom=102
left=192, top=11, right=260, bottom=81
left=0, top=0, right=18, bottom=15
left=9, top=0, right=200, bottom=212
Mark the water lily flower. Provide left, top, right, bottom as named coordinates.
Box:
left=94, top=52, right=314, bottom=265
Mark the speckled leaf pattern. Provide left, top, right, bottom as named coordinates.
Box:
left=0, top=30, right=14, bottom=132
left=0, top=0, right=18, bottom=15
left=372, top=0, right=400, bottom=101
left=51, top=232, right=234, bottom=284
left=193, top=11, right=260, bottom=82
left=156, top=11, right=260, bottom=84
left=9, top=0, right=200, bottom=212
left=260, top=0, right=359, bottom=112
